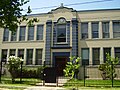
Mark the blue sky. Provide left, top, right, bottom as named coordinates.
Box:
left=22, top=0, right=120, bottom=14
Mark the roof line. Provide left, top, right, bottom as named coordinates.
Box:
left=27, top=8, right=120, bottom=16
left=76, top=8, right=120, bottom=12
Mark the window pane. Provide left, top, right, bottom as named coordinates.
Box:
left=19, top=26, right=25, bottom=41
left=11, top=31, right=17, bottom=41
left=57, top=24, right=66, bottom=42
left=102, top=22, right=109, bottom=38
left=1, top=49, right=7, bottom=62
left=93, top=48, right=100, bottom=65
left=10, top=49, right=16, bottom=56
left=81, top=23, right=88, bottom=39
left=115, top=48, right=120, bottom=64
left=37, top=25, right=43, bottom=40
left=3, top=28, right=9, bottom=41
left=82, top=48, right=89, bottom=65
left=92, top=22, right=99, bottom=38
left=28, top=26, right=34, bottom=40
left=113, top=21, right=120, bottom=38
left=26, top=49, right=33, bottom=65
left=103, top=48, right=111, bottom=63
left=18, top=49, right=24, bottom=59
left=35, top=49, right=42, bottom=65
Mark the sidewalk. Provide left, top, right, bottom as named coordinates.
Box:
left=24, top=86, right=66, bottom=90
left=24, top=77, right=70, bottom=90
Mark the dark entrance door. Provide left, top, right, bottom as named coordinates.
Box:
left=55, top=57, right=68, bottom=76
left=43, top=67, right=56, bottom=83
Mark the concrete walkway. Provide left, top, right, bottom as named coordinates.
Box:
left=24, top=86, right=66, bottom=90
left=24, top=77, right=70, bottom=90
left=36, top=77, right=70, bottom=87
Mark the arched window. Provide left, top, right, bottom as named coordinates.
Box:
left=57, top=17, right=66, bottom=42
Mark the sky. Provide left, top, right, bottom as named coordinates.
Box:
left=22, top=0, right=120, bottom=14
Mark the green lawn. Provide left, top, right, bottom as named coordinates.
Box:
left=64, top=79, right=120, bottom=87
left=0, top=77, right=41, bottom=90
left=67, top=87, right=120, bottom=90
left=1, top=77, right=120, bottom=90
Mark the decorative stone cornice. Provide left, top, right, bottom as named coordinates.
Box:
left=48, top=3, right=76, bottom=14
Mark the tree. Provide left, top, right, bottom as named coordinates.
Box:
left=98, top=53, right=119, bottom=80
left=0, top=0, right=38, bottom=32
left=63, top=56, right=80, bottom=79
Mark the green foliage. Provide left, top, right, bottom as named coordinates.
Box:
left=7, top=56, right=23, bottom=82
left=63, top=56, right=81, bottom=79
left=98, top=53, right=119, bottom=80
left=7, top=56, right=44, bottom=81
left=0, top=0, right=38, bottom=32
left=17, top=66, right=44, bottom=79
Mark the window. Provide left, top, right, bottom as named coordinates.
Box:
left=1, top=49, right=7, bottom=62
left=10, top=49, right=16, bottom=56
left=28, top=26, right=34, bottom=40
left=18, top=49, right=24, bottom=59
left=113, top=21, right=120, bottom=38
left=81, top=23, right=88, bottom=39
left=35, top=49, right=42, bottom=65
left=26, top=49, right=33, bottom=65
left=92, top=22, right=99, bottom=38
left=103, top=48, right=111, bottom=63
left=3, top=28, right=9, bottom=41
left=102, top=22, right=109, bottom=38
left=57, top=18, right=66, bottom=42
left=81, top=48, right=89, bottom=65
left=11, top=31, right=17, bottom=41
left=36, top=25, right=43, bottom=40
left=19, top=26, right=25, bottom=41
left=115, top=48, right=120, bottom=64
left=93, top=48, right=100, bottom=65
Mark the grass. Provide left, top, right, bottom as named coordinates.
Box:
left=1, top=77, right=120, bottom=90
left=0, top=77, right=41, bottom=90
left=66, top=87, right=120, bottom=90
left=64, top=79, right=120, bottom=87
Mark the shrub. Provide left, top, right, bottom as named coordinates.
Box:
left=16, top=66, right=44, bottom=79
left=98, top=53, right=119, bottom=80
left=63, top=56, right=81, bottom=79
left=7, top=56, right=23, bottom=82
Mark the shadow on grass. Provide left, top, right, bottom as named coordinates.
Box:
left=1, top=77, right=41, bottom=86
